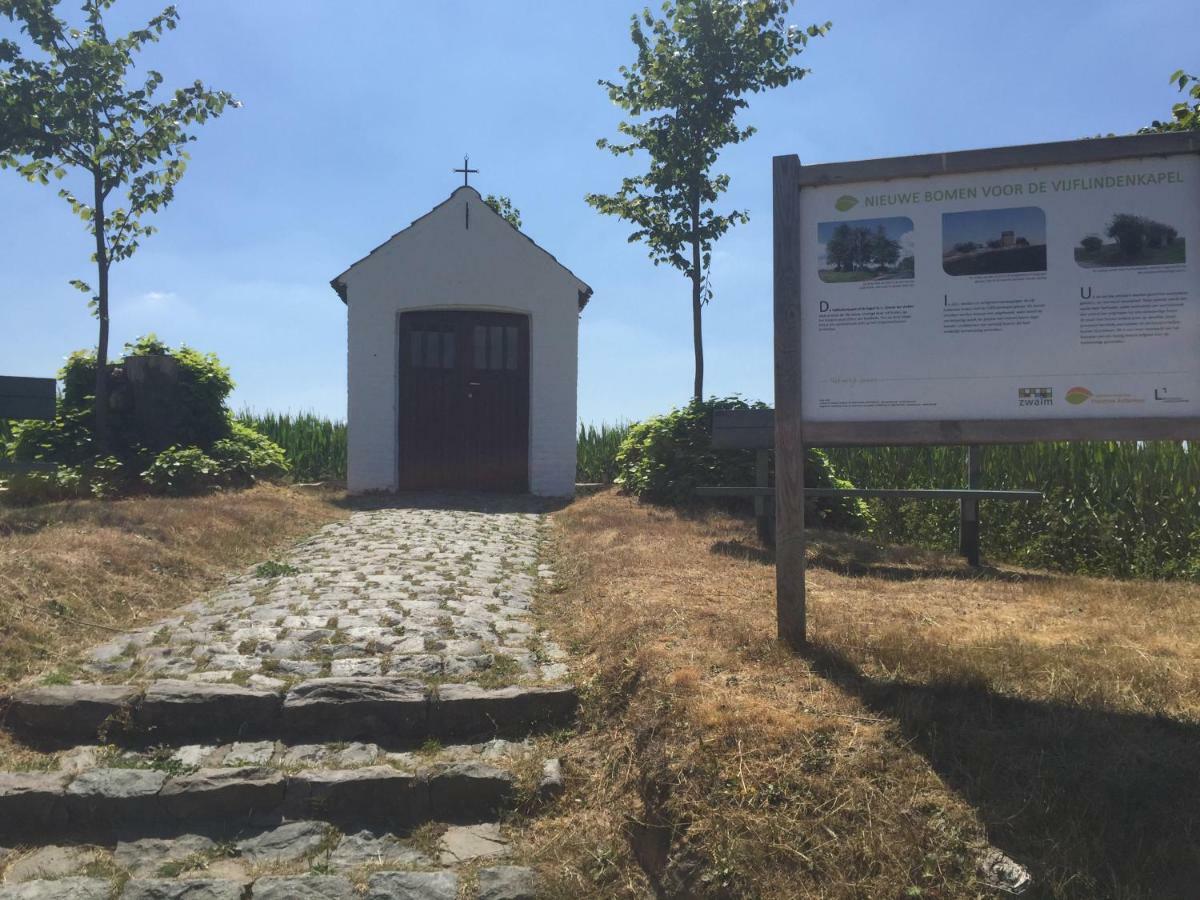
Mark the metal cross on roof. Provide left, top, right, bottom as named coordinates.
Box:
left=453, top=155, right=479, bottom=187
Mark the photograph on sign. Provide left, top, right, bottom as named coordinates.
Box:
left=817, top=216, right=915, bottom=283
left=797, top=145, right=1200, bottom=430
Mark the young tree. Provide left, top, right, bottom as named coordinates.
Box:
left=587, top=1, right=829, bottom=400
left=0, top=0, right=236, bottom=448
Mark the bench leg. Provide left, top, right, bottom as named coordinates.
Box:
left=959, top=445, right=982, bottom=567
left=754, top=449, right=774, bottom=547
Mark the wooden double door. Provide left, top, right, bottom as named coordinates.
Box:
left=398, top=310, right=530, bottom=492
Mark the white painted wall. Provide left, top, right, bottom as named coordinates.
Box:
left=336, top=186, right=588, bottom=497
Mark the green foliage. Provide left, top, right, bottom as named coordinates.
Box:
left=578, top=421, right=631, bottom=483
left=237, top=411, right=347, bottom=481
left=2, top=339, right=288, bottom=502
left=615, top=397, right=869, bottom=531
left=6, top=407, right=94, bottom=465
left=139, top=445, right=221, bottom=495
left=1141, top=69, right=1200, bottom=133
left=587, top=0, right=829, bottom=398
left=826, top=443, right=1200, bottom=580
left=255, top=560, right=300, bottom=579
left=483, top=194, right=522, bottom=229
left=0, top=0, right=237, bottom=440
left=210, top=421, right=290, bottom=486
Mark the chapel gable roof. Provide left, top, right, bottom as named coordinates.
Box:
left=330, top=186, right=593, bottom=310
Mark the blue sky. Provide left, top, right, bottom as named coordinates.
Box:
left=2, top=0, right=1196, bottom=425
left=942, top=206, right=1048, bottom=251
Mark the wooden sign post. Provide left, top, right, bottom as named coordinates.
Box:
left=773, top=154, right=807, bottom=647
left=772, top=132, right=1200, bottom=649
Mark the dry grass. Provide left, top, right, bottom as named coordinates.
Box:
left=0, top=484, right=348, bottom=689
left=522, top=490, right=1200, bottom=900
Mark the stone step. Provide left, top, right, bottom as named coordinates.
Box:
left=0, top=866, right=537, bottom=899
left=0, top=759, right=529, bottom=843
left=1, top=677, right=577, bottom=749
left=0, top=817, right=536, bottom=897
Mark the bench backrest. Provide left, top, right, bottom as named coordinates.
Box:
left=0, top=376, right=56, bottom=421
left=711, top=408, right=774, bottom=449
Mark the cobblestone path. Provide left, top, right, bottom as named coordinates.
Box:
left=0, top=496, right=573, bottom=900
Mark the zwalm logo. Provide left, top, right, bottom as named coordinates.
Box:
left=835, top=195, right=859, bottom=212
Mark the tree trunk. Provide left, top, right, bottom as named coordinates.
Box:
left=690, top=203, right=704, bottom=402
left=92, top=170, right=110, bottom=452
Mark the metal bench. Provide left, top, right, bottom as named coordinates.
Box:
left=0, top=375, right=58, bottom=475
left=696, top=408, right=1042, bottom=565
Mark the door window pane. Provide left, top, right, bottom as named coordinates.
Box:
left=441, top=332, right=455, bottom=369
left=473, top=326, right=487, bottom=369
left=489, top=326, right=503, bottom=370
left=409, top=331, right=423, bottom=367
left=505, top=326, right=518, bottom=370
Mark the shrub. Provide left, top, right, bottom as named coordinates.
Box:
left=1080, top=235, right=1103, bottom=253
left=6, top=408, right=95, bottom=466
left=615, top=397, right=870, bottom=531
left=3, top=337, right=289, bottom=504
left=140, top=446, right=223, bottom=495
left=211, top=420, right=290, bottom=486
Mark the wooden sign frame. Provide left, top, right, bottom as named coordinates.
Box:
left=772, top=132, right=1200, bottom=647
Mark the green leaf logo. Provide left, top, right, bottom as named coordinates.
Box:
left=835, top=195, right=859, bottom=212
left=1066, top=386, right=1092, bottom=405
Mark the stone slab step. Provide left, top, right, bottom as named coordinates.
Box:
left=0, top=761, right=515, bottom=843
left=1, top=678, right=577, bottom=749
left=0, top=867, right=537, bottom=899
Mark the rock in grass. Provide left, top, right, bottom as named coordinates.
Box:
left=477, top=866, right=539, bottom=900
left=977, top=848, right=1032, bottom=895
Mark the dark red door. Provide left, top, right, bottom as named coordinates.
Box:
left=398, top=310, right=530, bottom=491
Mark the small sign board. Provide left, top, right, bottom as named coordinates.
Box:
left=0, top=376, right=56, bottom=421
left=772, top=132, right=1200, bottom=644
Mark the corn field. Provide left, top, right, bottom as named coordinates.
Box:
left=826, top=442, right=1199, bottom=580
left=577, top=421, right=630, bottom=483
left=238, top=411, right=347, bottom=482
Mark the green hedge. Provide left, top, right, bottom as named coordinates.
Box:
left=615, top=397, right=870, bottom=531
